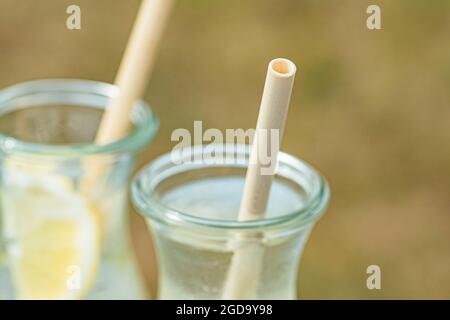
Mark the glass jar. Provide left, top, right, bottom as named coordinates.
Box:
left=132, top=144, right=329, bottom=299
left=0, top=79, right=158, bottom=299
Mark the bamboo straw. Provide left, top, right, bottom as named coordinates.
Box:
left=82, top=0, right=173, bottom=193
left=96, top=0, right=174, bottom=144
left=222, top=58, right=296, bottom=299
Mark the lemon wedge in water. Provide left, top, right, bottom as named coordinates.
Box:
left=1, top=162, right=100, bottom=300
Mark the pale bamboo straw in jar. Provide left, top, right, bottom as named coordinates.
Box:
left=222, top=58, right=297, bottom=299
left=96, top=0, right=174, bottom=144
left=83, top=0, right=174, bottom=192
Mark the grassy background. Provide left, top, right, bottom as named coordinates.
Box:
left=0, top=0, right=449, bottom=298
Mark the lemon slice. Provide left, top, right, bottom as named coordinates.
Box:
left=1, top=161, right=100, bottom=300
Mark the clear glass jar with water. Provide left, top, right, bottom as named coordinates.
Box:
left=0, top=79, right=158, bottom=299
left=132, top=144, right=329, bottom=299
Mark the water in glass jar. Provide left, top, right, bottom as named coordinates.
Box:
left=150, top=176, right=311, bottom=299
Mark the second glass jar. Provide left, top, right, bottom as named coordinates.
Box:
left=132, top=144, right=329, bottom=299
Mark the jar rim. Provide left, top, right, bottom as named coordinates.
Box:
left=0, top=79, right=159, bottom=157
left=132, top=144, right=330, bottom=231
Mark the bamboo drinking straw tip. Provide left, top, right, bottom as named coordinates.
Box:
left=269, top=58, right=297, bottom=77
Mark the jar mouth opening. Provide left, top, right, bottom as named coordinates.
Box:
left=0, top=79, right=159, bottom=157
left=132, top=144, right=330, bottom=231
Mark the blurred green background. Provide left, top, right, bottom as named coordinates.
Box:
left=1, top=0, right=449, bottom=299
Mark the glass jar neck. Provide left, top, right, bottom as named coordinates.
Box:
left=133, top=144, right=329, bottom=239
left=0, top=79, right=158, bottom=159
